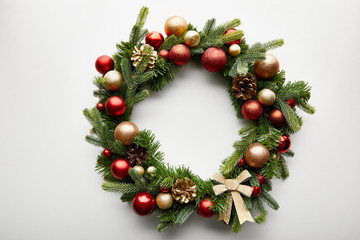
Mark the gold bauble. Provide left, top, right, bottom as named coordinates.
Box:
left=228, top=44, right=241, bottom=57
left=184, top=30, right=200, bottom=47
left=147, top=166, right=156, bottom=175
left=156, top=192, right=174, bottom=210
left=244, top=143, right=270, bottom=168
left=258, top=88, right=276, bottom=106
left=132, top=165, right=145, bottom=176
left=254, top=54, right=280, bottom=80
left=272, top=152, right=280, bottom=161
left=164, top=16, right=188, bottom=36
left=114, top=121, right=139, bottom=146
left=103, top=70, right=123, bottom=91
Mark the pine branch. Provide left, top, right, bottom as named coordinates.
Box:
left=175, top=204, right=195, bottom=224
left=129, top=168, right=148, bottom=190
left=129, top=7, right=149, bottom=45
left=275, top=99, right=302, bottom=132
left=259, top=191, right=279, bottom=210
left=102, top=182, right=140, bottom=193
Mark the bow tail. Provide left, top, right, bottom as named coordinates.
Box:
left=231, top=191, right=254, bottom=224
left=216, top=193, right=232, bottom=224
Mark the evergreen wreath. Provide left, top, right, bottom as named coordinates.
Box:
left=84, top=6, right=315, bottom=233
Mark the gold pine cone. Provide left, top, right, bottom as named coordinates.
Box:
left=231, top=73, right=257, bottom=100
left=130, top=44, right=158, bottom=70
left=171, top=177, right=197, bottom=204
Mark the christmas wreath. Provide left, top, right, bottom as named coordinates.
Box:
left=84, top=7, right=315, bottom=233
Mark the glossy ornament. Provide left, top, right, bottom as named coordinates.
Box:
left=258, top=88, right=276, bottom=106
left=184, top=30, right=200, bottom=47
left=286, top=99, right=297, bottom=108
left=228, top=44, right=241, bottom=57
left=158, top=50, right=169, bottom=61
left=164, top=16, right=188, bottom=36
left=111, top=158, right=131, bottom=179
left=169, top=44, right=190, bottom=66
left=277, top=135, right=291, bottom=153
left=201, top=47, right=227, bottom=72
left=245, top=143, right=270, bottom=168
left=145, top=31, right=164, bottom=50
left=252, top=186, right=261, bottom=197
left=133, top=165, right=145, bottom=176
left=238, top=158, right=246, bottom=166
left=269, top=109, right=287, bottom=128
left=96, top=102, right=104, bottom=111
left=103, top=149, right=111, bottom=157
left=147, top=166, right=156, bottom=175
left=132, top=192, right=156, bottom=216
left=156, top=192, right=174, bottom=210
left=242, top=100, right=263, bottom=121
left=160, top=186, right=170, bottom=193
left=95, top=55, right=114, bottom=74
left=103, top=70, right=123, bottom=91
left=257, top=174, right=267, bottom=185
left=114, top=121, right=139, bottom=146
left=254, top=54, right=280, bottom=80
left=105, top=96, right=126, bottom=116
left=224, top=28, right=242, bottom=46
left=197, top=199, right=215, bottom=218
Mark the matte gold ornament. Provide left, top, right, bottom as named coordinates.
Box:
left=184, top=30, right=200, bottom=47
left=171, top=177, right=197, bottom=204
left=103, top=70, right=123, bottom=91
left=156, top=192, right=174, bottom=209
left=132, top=165, right=145, bottom=176
left=164, top=16, right=188, bottom=36
left=254, top=54, right=280, bottom=80
left=228, top=44, right=241, bottom=57
left=244, top=143, right=270, bottom=168
left=114, top=121, right=139, bottom=146
left=258, top=88, right=276, bottom=106
left=147, top=166, right=156, bottom=175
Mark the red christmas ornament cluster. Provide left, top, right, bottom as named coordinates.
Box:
left=145, top=31, right=164, bottom=50
left=132, top=192, right=156, bottom=216
left=96, top=102, right=105, bottom=111
left=158, top=49, right=169, bottom=61
left=159, top=186, right=170, bottom=193
left=197, top=199, right=215, bottom=218
left=169, top=44, right=190, bottom=66
left=201, top=47, right=227, bottom=72
left=103, top=149, right=111, bottom=157
left=286, top=99, right=297, bottom=108
left=95, top=55, right=114, bottom=74
left=257, top=174, right=267, bottom=185
left=252, top=186, right=261, bottom=197
left=105, top=96, right=126, bottom=116
left=224, top=28, right=242, bottom=46
left=238, top=158, right=246, bottom=166
left=269, top=109, right=286, bottom=128
left=277, top=135, right=291, bottom=153
left=242, top=100, right=263, bottom=121
left=110, top=158, right=131, bottom=179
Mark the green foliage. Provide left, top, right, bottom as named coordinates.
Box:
left=129, top=7, right=149, bottom=45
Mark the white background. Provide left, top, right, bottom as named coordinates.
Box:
left=1, top=0, right=360, bottom=239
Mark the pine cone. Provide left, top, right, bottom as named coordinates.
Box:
left=130, top=44, right=158, bottom=70
left=171, top=177, right=197, bottom=204
left=127, top=145, right=148, bottom=165
left=231, top=73, right=257, bottom=100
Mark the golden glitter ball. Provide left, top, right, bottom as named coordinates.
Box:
left=132, top=165, right=145, bottom=176
left=258, top=88, right=276, bottom=106
left=164, top=16, right=188, bottom=36
left=184, top=30, right=200, bottom=47
left=228, top=44, right=241, bottom=57
left=244, top=143, right=270, bottom=168
left=254, top=54, right=280, bottom=80
left=156, top=192, right=174, bottom=210
left=103, top=70, right=123, bottom=91
left=147, top=166, right=156, bottom=175
left=114, top=121, right=139, bottom=146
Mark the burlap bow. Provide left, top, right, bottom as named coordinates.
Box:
left=212, top=170, right=254, bottom=224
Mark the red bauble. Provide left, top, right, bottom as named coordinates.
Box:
left=201, top=47, right=227, bottom=72
left=224, top=28, right=242, bottom=47
left=197, top=199, right=215, bottom=218
left=105, top=96, right=126, bottom=116
left=257, top=174, right=267, bottom=185
left=252, top=186, right=261, bottom=196
left=286, top=99, right=297, bottom=108
left=95, top=55, right=114, bottom=74
left=132, top=192, right=156, bottom=216
left=159, top=186, right=170, bottom=193
left=145, top=31, right=164, bottom=50
left=242, top=100, right=263, bottom=121
left=158, top=50, right=169, bottom=61
left=269, top=109, right=287, bottom=128
left=238, top=158, right=246, bottom=166
left=169, top=44, right=191, bottom=66
left=103, top=149, right=111, bottom=157
left=110, top=158, right=131, bottom=179
left=277, top=135, right=291, bottom=153
left=96, top=102, right=105, bottom=111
